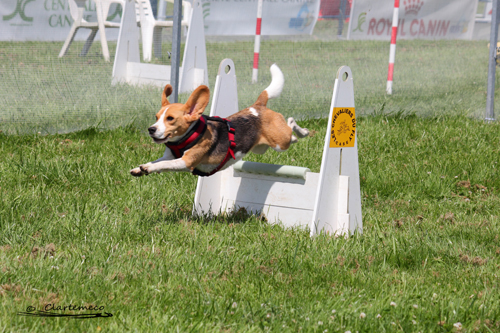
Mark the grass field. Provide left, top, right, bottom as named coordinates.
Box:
left=1, top=24, right=500, bottom=332
left=1, top=113, right=500, bottom=332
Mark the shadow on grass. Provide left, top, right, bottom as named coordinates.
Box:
left=143, top=205, right=267, bottom=227
left=193, top=206, right=268, bottom=225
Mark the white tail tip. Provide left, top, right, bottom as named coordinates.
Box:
left=264, top=64, right=284, bottom=99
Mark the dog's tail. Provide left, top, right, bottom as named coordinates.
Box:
left=254, top=64, right=284, bottom=107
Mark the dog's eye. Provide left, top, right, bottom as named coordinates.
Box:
left=166, top=116, right=174, bottom=121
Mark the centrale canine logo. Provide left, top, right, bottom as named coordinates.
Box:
left=3, top=0, right=35, bottom=23
left=353, top=12, right=366, bottom=33
left=202, top=2, right=210, bottom=30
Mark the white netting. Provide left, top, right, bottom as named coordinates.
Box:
left=0, top=0, right=494, bottom=134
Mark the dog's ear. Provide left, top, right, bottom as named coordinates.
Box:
left=184, top=85, right=210, bottom=121
left=161, top=84, right=173, bottom=107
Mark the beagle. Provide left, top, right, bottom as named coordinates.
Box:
left=130, top=64, right=309, bottom=177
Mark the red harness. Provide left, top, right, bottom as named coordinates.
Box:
left=165, top=115, right=236, bottom=177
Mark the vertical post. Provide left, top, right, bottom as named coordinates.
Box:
left=171, top=0, right=183, bottom=103
left=337, top=0, right=347, bottom=37
left=346, top=0, right=355, bottom=40
left=252, top=0, right=263, bottom=84
left=153, top=0, right=165, bottom=58
left=486, top=0, right=499, bottom=121
left=386, top=0, right=399, bottom=95
left=310, top=66, right=362, bottom=237
left=158, top=0, right=167, bottom=20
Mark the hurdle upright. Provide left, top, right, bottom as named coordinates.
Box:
left=112, top=0, right=208, bottom=93
left=194, top=59, right=362, bottom=236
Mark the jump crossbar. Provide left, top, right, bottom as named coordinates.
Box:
left=233, top=161, right=310, bottom=180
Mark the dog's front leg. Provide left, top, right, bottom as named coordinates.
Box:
left=130, top=147, right=176, bottom=177
left=138, top=158, right=190, bottom=175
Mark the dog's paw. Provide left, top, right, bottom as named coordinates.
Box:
left=130, top=167, right=144, bottom=177
left=139, top=164, right=153, bottom=175
left=296, top=126, right=310, bottom=138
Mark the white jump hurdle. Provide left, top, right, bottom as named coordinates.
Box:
left=193, top=59, right=362, bottom=236
left=112, top=0, right=208, bottom=93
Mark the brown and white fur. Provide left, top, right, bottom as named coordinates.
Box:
left=130, top=64, right=309, bottom=177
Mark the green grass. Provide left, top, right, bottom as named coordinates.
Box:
left=1, top=114, right=499, bottom=332
left=1, top=27, right=500, bottom=331
left=0, top=35, right=498, bottom=134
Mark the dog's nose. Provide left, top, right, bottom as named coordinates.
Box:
left=148, top=127, right=156, bottom=135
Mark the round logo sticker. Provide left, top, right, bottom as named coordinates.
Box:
left=329, top=107, right=356, bottom=148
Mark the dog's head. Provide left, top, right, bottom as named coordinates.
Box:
left=148, top=84, right=210, bottom=144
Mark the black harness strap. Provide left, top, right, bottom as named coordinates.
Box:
left=192, top=116, right=236, bottom=177
left=165, top=115, right=208, bottom=158
left=165, top=115, right=237, bottom=177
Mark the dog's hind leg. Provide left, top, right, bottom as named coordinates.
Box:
left=287, top=117, right=309, bottom=142
left=251, top=144, right=269, bottom=154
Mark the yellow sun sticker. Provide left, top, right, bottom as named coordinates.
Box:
left=329, top=107, right=356, bottom=148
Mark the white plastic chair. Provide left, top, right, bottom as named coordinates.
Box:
left=135, top=0, right=192, bottom=62
left=59, top=0, right=125, bottom=62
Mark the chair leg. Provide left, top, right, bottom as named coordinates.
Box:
left=59, top=24, right=80, bottom=58
left=80, top=28, right=98, bottom=57
left=153, top=26, right=163, bottom=59
left=141, top=24, right=154, bottom=62
left=95, top=0, right=110, bottom=62
left=98, top=27, right=110, bottom=62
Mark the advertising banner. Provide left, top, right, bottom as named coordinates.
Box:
left=0, top=0, right=121, bottom=41
left=1, top=0, right=320, bottom=41
left=348, top=0, right=478, bottom=40
left=201, top=0, right=321, bottom=36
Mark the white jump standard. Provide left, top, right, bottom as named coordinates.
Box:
left=194, top=60, right=362, bottom=236
left=112, top=0, right=208, bottom=93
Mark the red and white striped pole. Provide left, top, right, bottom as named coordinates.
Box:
left=252, top=0, right=263, bottom=83
left=386, top=0, right=399, bottom=94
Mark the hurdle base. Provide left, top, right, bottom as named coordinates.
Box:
left=112, top=62, right=205, bottom=88
left=218, top=163, right=319, bottom=229
left=195, top=161, right=352, bottom=232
